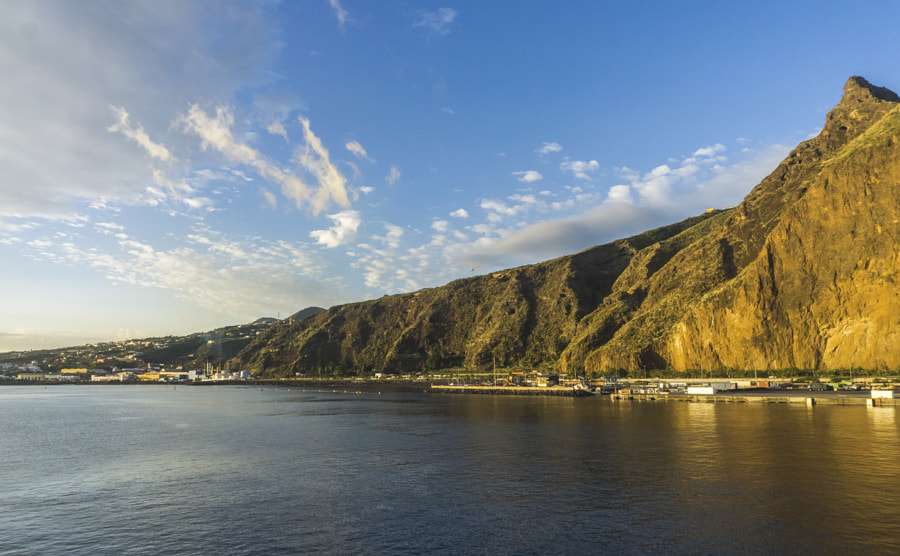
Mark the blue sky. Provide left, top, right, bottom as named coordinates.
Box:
left=2, top=1, right=898, bottom=351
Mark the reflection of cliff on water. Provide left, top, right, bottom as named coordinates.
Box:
left=434, top=395, right=900, bottom=551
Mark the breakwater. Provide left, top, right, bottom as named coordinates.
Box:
left=430, top=385, right=900, bottom=406
left=615, top=392, right=899, bottom=406
left=431, top=385, right=592, bottom=397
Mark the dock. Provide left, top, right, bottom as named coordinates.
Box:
left=430, top=385, right=900, bottom=406
left=614, top=391, right=899, bottom=406
left=431, top=385, right=593, bottom=396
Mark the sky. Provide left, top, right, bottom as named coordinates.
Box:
left=2, top=1, right=899, bottom=352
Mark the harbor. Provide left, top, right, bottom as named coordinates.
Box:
left=431, top=383, right=900, bottom=406
left=614, top=390, right=899, bottom=406
left=430, top=385, right=595, bottom=396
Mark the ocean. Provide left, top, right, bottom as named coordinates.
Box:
left=2, top=384, right=899, bottom=554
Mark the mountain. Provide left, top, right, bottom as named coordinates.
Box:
left=229, top=77, right=900, bottom=377
left=289, top=307, right=326, bottom=321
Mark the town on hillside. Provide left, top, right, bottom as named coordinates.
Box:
left=0, top=320, right=276, bottom=383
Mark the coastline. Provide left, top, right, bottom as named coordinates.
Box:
left=429, top=384, right=898, bottom=406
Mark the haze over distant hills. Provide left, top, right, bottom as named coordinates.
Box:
left=218, top=77, right=900, bottom=377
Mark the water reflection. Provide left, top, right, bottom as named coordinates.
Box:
left=4, top=387, right=900, bottom=554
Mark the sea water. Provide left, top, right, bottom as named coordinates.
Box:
left=2, top=385, right=899, bottom=554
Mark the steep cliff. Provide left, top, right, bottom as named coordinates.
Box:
left=231, top=77, right=900, bottom=376
left=661, top=77, right=900, bottom=372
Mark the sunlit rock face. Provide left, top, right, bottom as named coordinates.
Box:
left=232, top=77, right=900, bottom=377
left=655, top=77, right=900, bottom=373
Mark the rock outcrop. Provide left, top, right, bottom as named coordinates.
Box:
left=659, top=77, right=900, bottom=372
left=230, top=77, right=900, bottom=376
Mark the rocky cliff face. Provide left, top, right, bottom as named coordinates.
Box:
left=230, top=215, right=713, bottom=376
left=661, top=77, right=900, bottom=372
left=231, top=77, right=900, bottom=376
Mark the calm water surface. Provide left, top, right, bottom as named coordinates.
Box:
left=2, top=385, right=900, bottom=554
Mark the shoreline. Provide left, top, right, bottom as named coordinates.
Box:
left=4, top=380, right=897, bottom=406
left=429, top=384, right=898, bottom=405
left=431, top=385, right=594, bottom=397
left=619, top=391, right=898, bottom=406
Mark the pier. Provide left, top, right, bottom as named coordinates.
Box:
left=431, top=385, right=593, bottom=396
left=615, top=390, right=899, bottom=406
left=430, top=385, right=900, bottom=406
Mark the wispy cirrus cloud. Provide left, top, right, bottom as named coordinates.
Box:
left=19, top=224, right=344, bottom=320
left=329, top=0, right=350, bottom=27
left=386, top=166, right=401, bottom=184
left=413, top=8, right=457, bottom=36
left=346, top=140, right=373, bottom=162
left=178, top=106, right=350, bottom=215
left=0, top=1, right=280, bottom=227
left=108, top=106, right=173, bottom=162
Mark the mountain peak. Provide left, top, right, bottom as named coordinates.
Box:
left=816, top=77, right=899, bottom=151
left=842, top=76, right=900, bottom=104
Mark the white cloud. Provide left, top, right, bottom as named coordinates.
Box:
left=295, top=116, right=352, bottom=211
left=513, top=170, right=543, bottom=183
left=693, top=143, right=726, bottom=158
left=645, top=164, right=672, bottom=180
left=267, top=121, right=288, bottom=140
left=359, top=186, right=375, bottom=194
left=386, top=166, right=401, bottom=184
left=342, top=139, right=783, bottom=291
left=329, top=0, right=350, bottom=27
left=481, top=199, right=525, bottom=221
left=453, top=143, right=791, bottom=269
left=96, top=222, right=125, bottom=233
left=536, top=142, right=563, bottom=155
left=607, top=185, right=633, bottom=204
left=178, top=106, right=350, bottom=215
left=107, top=106, right=173, bottom=162
left=450, top=208, right=469, bottom=218
left=413, top=8, right=457, bottom=35
left=16, top=222, right=345, bottom=329
left=181, top=196, right=214, bottom=210
left=616, top=166, right=640, bottom=183
left=633, top=165, right=674, bottom=205
left=683, top=144, right=790, bottom=208
left=442, top=106, right=455, bottom=115
left=310, top=210, right=360, bottom=248
left=509, top=194, right=538, bottom=205
left=261, top=188, right=278, bottom=208
left=683, top=143, right=727, bottom=165
left=346, top=140, right=373, bottom=162
left=0, top=1, right=280, bottom=226
left=560, top=159, right=600, bottom=180
left=380, top=224, right=404, bottom=248
left=459, top=202, right=668, bottom=268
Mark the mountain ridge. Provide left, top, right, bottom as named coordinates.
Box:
left=229, top=76, right=900, bottom=377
